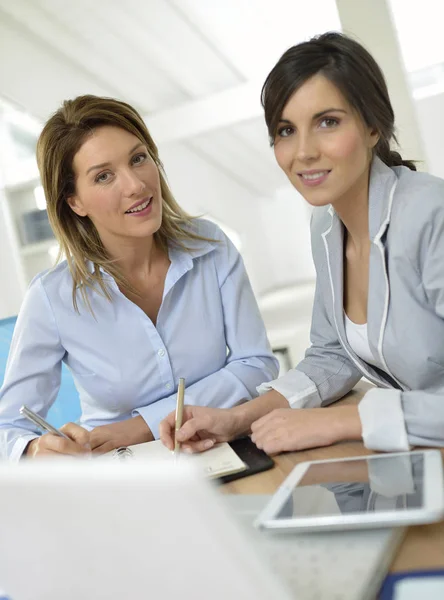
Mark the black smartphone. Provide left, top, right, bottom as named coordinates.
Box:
left=217, top=436, right=274, bottom=484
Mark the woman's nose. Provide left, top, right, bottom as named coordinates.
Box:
left=122, top=170, right=146, bottom=195
left=295, top=133, right=320, bottom=162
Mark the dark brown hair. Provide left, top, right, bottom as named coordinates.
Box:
left=37, top=94, right=212, bottom=312
left=261, top=32, right=416, bottom=171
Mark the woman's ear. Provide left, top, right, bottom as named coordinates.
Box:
left=67, top=195, right=88, bottom=217
left=368, top=127, right=380, bottom=150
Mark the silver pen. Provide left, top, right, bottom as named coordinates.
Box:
left=19, top=405, right=71, bottom=440
left=174, top=378, right=186, bottom=457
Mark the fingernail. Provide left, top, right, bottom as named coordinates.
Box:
left=183, top=446, right=193, bottom=454
left=83, top=443, right=92, bottom=451
left=203, top=439, right=214, bottom=449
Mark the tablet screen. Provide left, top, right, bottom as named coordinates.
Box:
left=274, top=454, right=424, bottom=519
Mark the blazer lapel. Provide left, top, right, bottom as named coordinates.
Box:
left=367, top=158, right=405, bottom=388
left=321, top=162, right=401, bottom=389
left=322, top=207, right=347, bottom=346
left=322, top=208, right=376, bottom=370
left=366, top=160, right=396, bottom=356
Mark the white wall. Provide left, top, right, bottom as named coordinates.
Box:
left=415, top=92, right=444, bottom=179
left=257, top=187, right=315, bottom=292
left=159, top=141, right=270, bottom=294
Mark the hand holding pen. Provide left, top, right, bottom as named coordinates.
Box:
left=20, top=405, right=91, bottom=458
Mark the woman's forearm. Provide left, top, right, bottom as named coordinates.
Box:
left=330, top=405, right=363, bottom=442
left=233, top=394, right=363, bottom=445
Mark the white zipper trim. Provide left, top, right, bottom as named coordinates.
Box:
left=373, top=180, right=405, bottom=389
left=321, top=222, right=390, bottom=389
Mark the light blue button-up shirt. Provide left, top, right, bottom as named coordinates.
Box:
left=0, top=220, right=278, bottom=460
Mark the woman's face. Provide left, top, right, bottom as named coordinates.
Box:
left=68, top=125, right=163, bottom=245
left=273, top=74, right=379, bottom=209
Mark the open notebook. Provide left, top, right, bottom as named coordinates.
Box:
left=105, top=440, right=247, bottom=479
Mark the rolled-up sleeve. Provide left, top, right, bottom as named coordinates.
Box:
left=0, top=278, right=64, bottom=460
left=358, top=388, right=410, bottom=451
left=358, top=386, right=444, bottom=451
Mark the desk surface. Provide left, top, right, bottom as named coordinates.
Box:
left=223, top=381, right=444, bottom=573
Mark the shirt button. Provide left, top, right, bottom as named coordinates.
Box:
left=165, top=383, right=172, bottom=390
left=158, top=349, right=165, bottom=357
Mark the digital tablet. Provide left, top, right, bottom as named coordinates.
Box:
left=254, top=450, right=444, bottom=532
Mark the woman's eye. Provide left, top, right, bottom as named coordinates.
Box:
left=95, top=172, right=111, bottom=183
left=320, top=117, right=339, bottom=128
left=277, top=126, right=294, bottom=138
left=132, top=152, right=148, bottom=165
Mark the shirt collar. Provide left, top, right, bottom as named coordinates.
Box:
left=84, top=235, right=217, bottom=280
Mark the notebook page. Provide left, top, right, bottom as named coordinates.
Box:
left=111, top=440, right=247, bottom=479
left=188, top=442, right=247, bottom=479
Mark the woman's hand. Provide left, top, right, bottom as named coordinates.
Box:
left=89, top=416, right=153, bottom=455
left=159, top=405, right=242, bottom=453
left=251, top=406, right=362, bottom=455
left=25, top=422, right=91, bottom=458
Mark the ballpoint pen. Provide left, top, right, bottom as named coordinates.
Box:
left=174, top=378, right=186, bottom=457
left=19, top=405, right=71, bottom=440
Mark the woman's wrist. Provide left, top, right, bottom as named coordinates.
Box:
left=127, top=416, right=154, bottom=445
left=23, top=438, right=38, bottom=457
left=331, top=405, right=363, bottom=443
left=231, top=389, right=290, bottom=436
left=231, top=404, right=255, bottom=437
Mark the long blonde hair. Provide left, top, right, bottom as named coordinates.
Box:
left=37, top=95, right=212, bottom=312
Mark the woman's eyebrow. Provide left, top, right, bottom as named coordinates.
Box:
left=86, top=143, right=145, bottom=175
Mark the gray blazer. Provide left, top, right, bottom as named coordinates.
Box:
left=258, top=157, right=444, bottom=451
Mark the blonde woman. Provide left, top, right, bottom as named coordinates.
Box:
left=0, top=95, right=278, bottom=460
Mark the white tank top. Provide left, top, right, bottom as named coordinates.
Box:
left=344, top=314, right=385, bottom=371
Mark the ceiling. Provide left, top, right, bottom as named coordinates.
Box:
left=0, top=0, right=341, bottom=198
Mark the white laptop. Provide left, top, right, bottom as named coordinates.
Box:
left=0, top=459, right=403, bottom=600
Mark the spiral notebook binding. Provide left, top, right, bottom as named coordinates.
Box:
left=112, top=446, right=134, bottom=460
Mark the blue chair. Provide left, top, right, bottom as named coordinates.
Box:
left=0, top=316, right=81, bottom=428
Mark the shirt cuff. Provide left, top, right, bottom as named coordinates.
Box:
left=256, top=369, right=319, bottom=408
left=10, top=434, right=39, bottom=462
left=358, top=388, right=410, bottom=452
left=133, top=394, right=185, bottom=440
